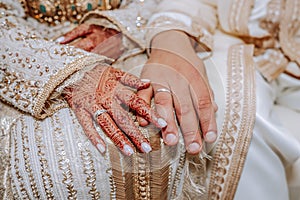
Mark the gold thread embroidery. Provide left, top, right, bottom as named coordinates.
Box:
left=80, top=148, right=101, bottom=199
left=260, top=0, right=282, bottom=33
left=52, top=112, right=78, bottom=199
left=0, top=61, right=40, bottom=112
left=20, top=117, right=40, bottom=198
left=0, top=104, right=17, bottom=199
left=69, top=109, right=101, bottom=199
left=34, top=54, right=108, bottom=119
left=108, top=143, right=134, bottom=200
left=208, top=44, right=256, bottom=200
left=229, top=0, right=254, bottom=35
left=34, top=120, right=55, bottom=199
left=279, top=0, right=300, bottom=65
left=148, top=131, right=172, bottom=200
left=170, top=148, right=186, bottom=199
left=133, top=154, right=151, bottom=199
left=10, top=121, right=30, bottom=199
left=108, top=169, right=117, bottom=199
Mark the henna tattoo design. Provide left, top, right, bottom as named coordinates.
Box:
left=60, top=24, right=123, bottom=59
left=65, top=66, right=165, bottom=156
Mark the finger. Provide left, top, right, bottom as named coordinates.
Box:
left=73, top=107, right=107, bottom=154
left=136, top=86, right=153, bottom=126
left=91, top=34, right=124, bottom=59
left=59, top=24, right=92, bottom=44
left=116, top=86, right=167, bottom=129
left=91, top=104, right=135, bottom=156
left=72, top=31, right=117, bottom=52
left=172, top=85, right=203, bottom=155
left=71, top=37, right=95, bottom=52
left=152, top=86, right=179, bottom=146
left=189, top=83, right=218, bottom=143
left=65, top=90, right=107, bottom=154
left=192, top=93, right=217, bottom=143
left=108, top=101, right=152, bottom=153
left=113, top=68, right=151, bottom=90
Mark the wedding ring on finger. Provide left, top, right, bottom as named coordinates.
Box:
left=94, top=109, right=107, bottom=119
left=156, top=88, right=172, bottom=94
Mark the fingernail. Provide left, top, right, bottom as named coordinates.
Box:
left=56, top=36, right=65, bottom=43
left=141, top=79, right=151, bottom=83
left=158, top=118, right=167, bottom=128
left=96, top=143, right=105, bottom=154
left=141, top=142, right=152, bottom=153
left=165, top=134, right=177, bottom=145
left=205, top=131, right=217, bottom=143
left=123, top=144, right=134, bottom=156
left=188, top=143, right=201, bottom=154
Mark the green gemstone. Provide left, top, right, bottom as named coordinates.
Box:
left=87, top=3, right=92, bottom=11
left=71, top=4, right=76, bottom=11
left=39, top=4, right=46, bottom=13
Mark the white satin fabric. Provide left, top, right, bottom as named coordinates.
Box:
left=205, top=30, right=300, bottom=200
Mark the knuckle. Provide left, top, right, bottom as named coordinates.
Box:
left=182, top=130, right=199, bottom=141
left=200, top=118, right=210, bottom=131
left=154, top=96, right=172, bottom=106
left=197, top=98, right=213, bottom=110
left=176, top=103, right=192, bottom=116
left=165, top=125, right=178, bottom=135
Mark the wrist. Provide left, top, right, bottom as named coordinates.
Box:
left=151, top=30, right=194, bottom=52
left=151, top=30, right=196, bottom=57
left=150, top=31, right=204, bottom=68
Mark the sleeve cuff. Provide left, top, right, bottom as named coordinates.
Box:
left=145, top=11, right=214, bottom=55
left=33, top=54, right=109, bottom=119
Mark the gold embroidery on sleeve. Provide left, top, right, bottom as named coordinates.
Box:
left=34, top=55, right=107, bottom=119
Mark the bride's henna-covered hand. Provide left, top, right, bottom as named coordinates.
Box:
left=64, top=66, right=167, bottom=156
left=138, top=30, right=218, bottom=155
left=58, top=24, right=123, bottom=59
